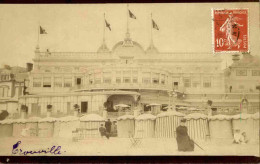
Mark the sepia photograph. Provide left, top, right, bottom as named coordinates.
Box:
left=0, top=3, right=259, bottom=158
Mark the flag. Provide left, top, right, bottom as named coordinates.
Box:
left=152, top=19, right=159, bottom=30
left=128, top=10, right=136, bottom=19
left=40, top=26, right=47, bottom=34
left=105, top=20, right=111, bottom=31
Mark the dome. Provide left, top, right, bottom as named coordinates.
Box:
left=112, top=41, right=145, bottom=57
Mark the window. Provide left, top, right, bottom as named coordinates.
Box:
left=203, top=77, right=211, bottom=88
left=124, top=77, right=131, bottom=83
left=152, top=73, right=159, bottom=84
left=3, top=87, right=8, bottom=97
left=133, top=77, right=138, bottom=83
left=64, top=77, right=72, bottom=87
left=95, top=78, right=101, bottom=84
left=116, top=78, right=121, bottom=83
left=103, top=72, right=111, bottom=84
left=132, top=71, right=138, bottom=83
left=161, top=74, right=165, bottom=85
left=142, top=72, right=151, bottom=84
left=76, top=78, right=82, bottom=85
left=252, top=70, right=260, bottom=76
left=236, top=70, right=247, bottom=76
left=173, top=82, right=179, bottom=90
left=43, top=77, right=51, bottom=87
left=0, top=87, right=9, bottom=97
left=123, top=71, right=131, bottom=83
left=116, top=71, right=121, bottom=83
left=184, top=78, right=191, bottom=88
left=54, top=77, right=62, bottom=87
left=193, top=82, right=200, bottom=88
left=94, top=72, right=101, bottom=84
left=33, top=77, right=42, bottom=87
left=192, top=77, right=200, bottom=88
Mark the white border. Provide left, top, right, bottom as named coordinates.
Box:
left=211, top=8, right=250, bottom=54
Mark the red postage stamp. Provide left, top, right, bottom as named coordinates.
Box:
left=212, top=9, right=249, bottom=53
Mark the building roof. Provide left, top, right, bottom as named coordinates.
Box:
left=230, top=53, right=260, bottom=68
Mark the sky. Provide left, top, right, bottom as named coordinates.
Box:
left=0, top=3, right=259, bottom=69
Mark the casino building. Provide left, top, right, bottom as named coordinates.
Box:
left=17, top=26, right=259, bottom=118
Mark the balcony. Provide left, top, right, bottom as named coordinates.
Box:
left=71, top=83, right=171, bottom=92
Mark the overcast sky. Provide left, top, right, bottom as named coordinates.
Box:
left=0, top=3, right=259, bottom=69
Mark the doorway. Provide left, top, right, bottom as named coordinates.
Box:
left=81, top=101, right=88, bottom=113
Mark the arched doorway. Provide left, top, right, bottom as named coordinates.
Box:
left=105, top=94, right=136, bottom=114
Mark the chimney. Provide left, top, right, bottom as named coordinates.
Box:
left=26, top=63, right=33, bottom=72
left=232, top=54, right=240, bottom=63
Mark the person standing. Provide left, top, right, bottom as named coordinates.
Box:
left=105, top=119, right=112, bottom=134
left=176, top=118, right=194, bottom=152
left=99, top=124, right=109, bottom=139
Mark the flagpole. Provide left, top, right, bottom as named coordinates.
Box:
left=151, top=13, right=153, bottom=45
left=103, top=13, right=106, bottom=44
left=127, top=4, right=129, bottom=34
left=37, top=22, right=40, bottom=48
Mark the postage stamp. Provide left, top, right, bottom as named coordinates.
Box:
left=212, top=9, right=249, bottom=53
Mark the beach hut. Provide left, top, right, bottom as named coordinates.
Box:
left=208, top=114, right=233, bottom=140
left=252, top=112, right=259, bottom=142
left=184, top=113, right=209, bottom=140
left=117, top=115, right=135, bottom=138
left=79, top=114, right=105, bottom=138
left=12, top=119, right=27, bottom=137
left=38, top=117, right=58, bottom=137
left=155, top=111, right=185, bottom=138
left=0, top=119, right=13, bottom=137
left=231, top=113, right=254, bottom=142
left=25, top=117, right=41, bottom=137
left=134, top=114, right=156, bottom=138
left=58, top=116, right=80, bottom=138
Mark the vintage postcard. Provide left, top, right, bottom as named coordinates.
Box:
left=0, top=3, right=259, bottom=158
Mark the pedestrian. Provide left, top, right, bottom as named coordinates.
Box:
left=176, top=118, right=194, bottom=152
left=105, top=119, right=112, bottom=134
left=99, top=124, right=109, bottom=139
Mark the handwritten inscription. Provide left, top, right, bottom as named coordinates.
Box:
left=12, top=141, right=66, bottom=155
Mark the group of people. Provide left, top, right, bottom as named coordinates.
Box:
left=98, top=117, right=249, bottom=151
left=99, top=119, right=117, bottom=139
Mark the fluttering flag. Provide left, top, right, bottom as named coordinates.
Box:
left=128, top=10, right=136, bottom=19
left=40, top=26, right=47, bottom=34
left=105, top=20, right=111, bottom=31
left=152, top=19, right=159, bottom=30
